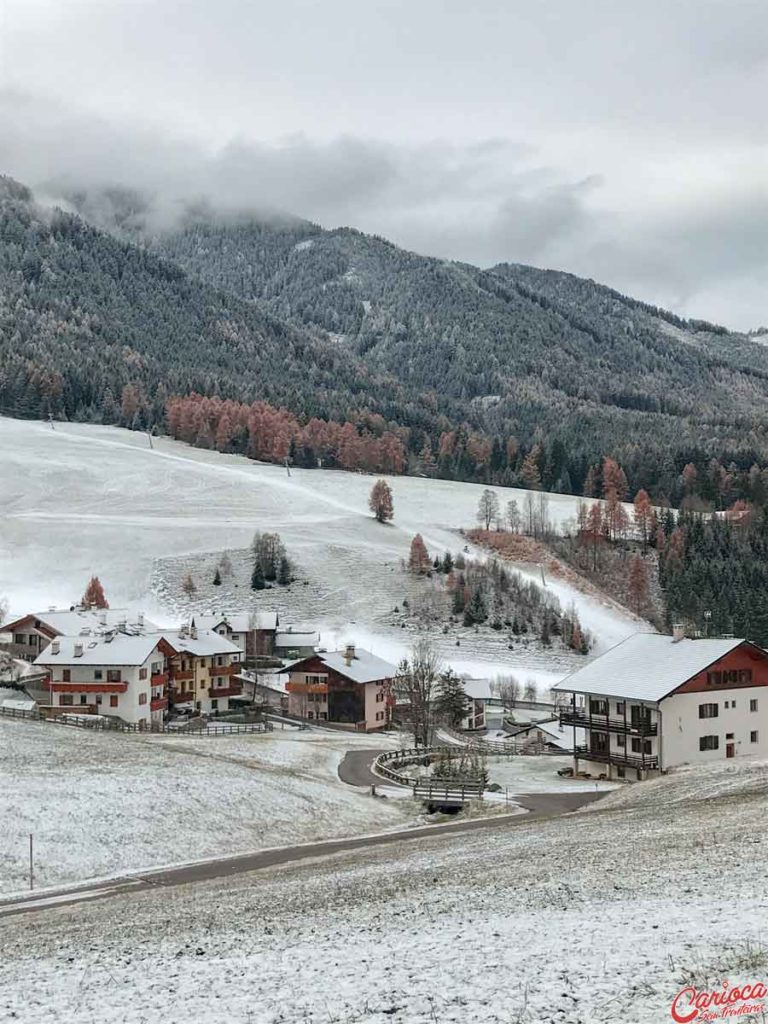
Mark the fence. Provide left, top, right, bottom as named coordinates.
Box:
left=374, top=745, right=488, bottom=792
left=0, top=704, right=272, bottom=737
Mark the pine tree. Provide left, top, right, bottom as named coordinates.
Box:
left=435, top=669, right=470, bottom=727
left=82, top=575, right=109, bottom=609
left=251, top=562, right=266, bottom=591
left=277, top=554, right=292, bottom=585
left=441, top=551, right=454, bottom=574
left=463, top=588, right=486, bottom=626
left=212, top=567, right=222, bottom=586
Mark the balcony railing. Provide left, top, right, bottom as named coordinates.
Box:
left=49, top=681, right=128, bottom=694
left=208, top=684, right=243, bottom=698
left=151, top=672, right=168, bottom=687
left=208, top=663, right=239, bottom=677
left=286, top=681, right=328, bottom=695
left=150, top=696, right=168, bottom=712
left=172, top=670, right=194, bottom=682
left=560, top=709, right=658, bottom=736
left=170, top=690, right=195, bottom=703
left=574, top=745, right=659, bottom=770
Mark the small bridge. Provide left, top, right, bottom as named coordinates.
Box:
left=412, top=780, right=485, bottom=811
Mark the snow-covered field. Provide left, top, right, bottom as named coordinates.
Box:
left=0, top=719, right=409, bottom=893
left=0, top=417, right=642, bottom=680
left=4, top=755, right=768, bottom=1023
left=486, top=755, right=618, bottom=793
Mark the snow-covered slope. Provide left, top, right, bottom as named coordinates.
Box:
left=3, top=754, right=767, bottom=1023
left=0, top=417, right=641, bottom=677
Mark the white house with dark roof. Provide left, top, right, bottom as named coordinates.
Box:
left=553, top=627, right=768, bottom=779
left=34, top=633, right=168, bottom=726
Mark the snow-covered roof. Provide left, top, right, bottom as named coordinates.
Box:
left=6, top=607, right=158, bottom=636
left=518, top=718, right=587, bottom=751
left=161, top=628, right=243, bottom=657
left=462, top=677, right=494, bottom=701
left=552, top=633, right=746, bottom=703
left=34, top=633, right=163, bottom=667
left=1, top=697, right=37, bottom=712
left=195, top=612, right=278, bottom=633
left=315, top=648, right=397, bottom=684
left=275, top=631, right=319, bottom=649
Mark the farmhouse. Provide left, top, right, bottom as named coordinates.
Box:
left=553, top=628, right=768, bottom=779
left=194, top=611, right=279, bottom=661
left=162, top=622, right=244, bottom=715
left=275, top=628, right=319, bottom=660
left=2, top=607, right=157, bottom=661
left=286, top=645, right=395, bottom=730
left=34, top=633, right=168, bottom=726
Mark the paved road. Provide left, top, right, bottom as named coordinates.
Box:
left=338, top=748, right=394, bottom=787
left=0, top=790, right=604, bottom=920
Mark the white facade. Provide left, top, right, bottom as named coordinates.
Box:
left=660, top=688, right=765, bottom=768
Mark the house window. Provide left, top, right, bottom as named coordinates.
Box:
left=211, top=699, right=218, bottom=710
left=699, top=735, right=719, bottom=751
left=617, top=766, right=625, bottom=778
left=739, top=669, right=753, bottom=684
left=631, top=706, right=652, bottom=731
left=138, top=692, right=147, bottom=705
left=707, top=671, right=721, bottom=686
left=139, top=668, right=148, bottom=680
left=616, top=702, right=625, bottom=715
left=60, top=694, right=73, bottom=705
left=589, top=699, right=608, bottom=716
left=96, top=695, right=102, bottom=705
left=616, top=734, right=626, bottom=748
left=63, top=669, right=71, bottom=682
left=94, top=669, right=103, bottom=681
left=631, top=738, right=652, bottom=754
left=307, top=711, right=314, bottom=720
left=751, top=699, right=759, bottom=712
left=699, top=703, right=719, bottom=719
left=80, top=695, right=87, bottom=705
left=726, top=732, right=734, bottom=740
left=107, top=670, right=121, bottom=683
left=110, top=695, right=119, bottom=708
left=751, top=731, right=759, bottom=743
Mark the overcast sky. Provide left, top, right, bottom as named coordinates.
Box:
left=2, top=0, right=766, bottom=329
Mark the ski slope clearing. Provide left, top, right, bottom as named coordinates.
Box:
left=3, top=756, right=767, bottom=1023
left=0, top=719, right=407, bottom=893
left=0, top=417, right=641, bottom=677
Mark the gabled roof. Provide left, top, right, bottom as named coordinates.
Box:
left=195, top=612, right=278, bottom=633
left=290, top=647, right=397, bottom=684
left=34, top=633, right=163, bottom=667
left=161, top=628, right=243, bottom=657
left=4, top=607, right=157, bottom=637
left=275, top=630, right=319, bottom=649
left=552, top=633, right=747, bottom=703
left=516, top=718, right=587, bottom=751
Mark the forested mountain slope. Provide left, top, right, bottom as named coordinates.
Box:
left=4, top=175, right=768, bottom=503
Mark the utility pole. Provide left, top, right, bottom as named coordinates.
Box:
left=29, top=833, right=34, bottom=890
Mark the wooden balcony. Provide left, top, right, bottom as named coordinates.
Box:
left=171, top=691, right=195, bottom=703
left=208, top=663, right=239, bottom=677
left=151, top=672, right=168, bottom=687
left=49, top=681, right=128, bottom=693
left=150, top=696, right=168, bottom=712
left=286, top=681, right=328, bottom=694
left=560, top=709, right=657, bottom=736
left=208, top=684, right=243, bottom=699
left=574, top=745, right=659, bottom=770
left=172, top=670, right=194, bottom=682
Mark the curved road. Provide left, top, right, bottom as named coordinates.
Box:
left=0, top=750, right=604, bottom=920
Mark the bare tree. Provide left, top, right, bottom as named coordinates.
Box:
left=523, top=679, right=538, bottom=702
left=495, top=673, right=521, bottom=707
left=506, top=500, right=521, bottom=533
left=476, top=489, right=500, bottom=531
left=392, top=639, right=442, bottom=748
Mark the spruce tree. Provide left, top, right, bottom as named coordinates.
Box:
left=251, top=562, right=266, bottom=591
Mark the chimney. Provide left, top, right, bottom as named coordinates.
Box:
left=344, top=644, right=356, bottom=665
left=138, top=612, right=144, bottom=628
left=100, top=610, right=107, bottom=625
left=74, top=642, right=83, bottom=658
left=672, top=623, right=686, bottom=643
left=118, top=615, right=127, bottom=632
left=190, top=618, right=198, bottom=640
left=51, top=640, right=60, bottom=655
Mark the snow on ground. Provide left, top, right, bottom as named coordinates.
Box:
left=0, top=417, right=641, bottom=680
left=0, top=719, right=411, bottom=894
left=485, top=754, right=618, bottom=793
left=3, top=756, right=768, bottom=1023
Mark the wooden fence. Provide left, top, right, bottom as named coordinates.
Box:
left=0, top=704, right=271, bottom=736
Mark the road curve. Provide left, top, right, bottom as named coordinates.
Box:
left=0, top=791, right=604, bottom=920
left=337, top=748, right=398, bottom=787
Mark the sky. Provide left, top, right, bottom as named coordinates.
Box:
left=1, top=0, right=766, bottom=329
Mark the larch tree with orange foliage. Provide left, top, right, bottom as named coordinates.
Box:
left=408, top=534, right=431, bottom=575
left=369, top=479, right=394, bottom=523
left=82, top=576, right=109, bottom=609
